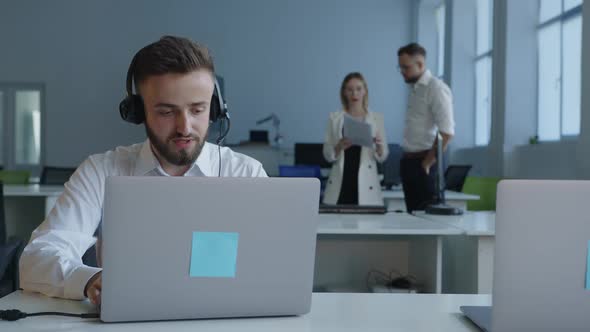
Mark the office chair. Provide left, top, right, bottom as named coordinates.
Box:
left=462, top=176, right=501, bottom=211
left=82, top=239, right=99, bottom=268
left=0, top=182, right=25, bottom=298
left=278, top=165, right=325, bottom=198
left=80, top=221, right=101, bottom=268
left=444, top=165, right=472, bottom=192
left=40, top=166, right=77, bottom=185
left=0, top=170, right=30, bottom=185
left=278, top=165, right=322, bottom=178
left=377, top=143, right=403, bottom=189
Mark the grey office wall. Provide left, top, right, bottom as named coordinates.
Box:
left=0, top=0, right=413, bottom=167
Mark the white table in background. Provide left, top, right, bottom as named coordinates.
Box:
left=382, top=189, right=480, bottom=212
left=3, top=185, right=64, bottom=240
left=4, top=185, right=63, bottom=215
left=416, top=211, right=495, bottom=294
left=1, top=185, right=483, bottom=295
left=0, top=291, right=491, bottom=332
left=316, top=213, right=462, bottom=293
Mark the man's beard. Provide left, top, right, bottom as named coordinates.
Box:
left=145, top=124, right=208, bottom=166
left=405, top=75, right=420, bottom=84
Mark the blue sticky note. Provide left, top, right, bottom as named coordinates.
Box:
left=190, top=232, right=239, bottom=278
left=586, top=240, right=590, bottom=290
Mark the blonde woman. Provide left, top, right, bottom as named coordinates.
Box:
left=322, top=72, right=389, bottom=205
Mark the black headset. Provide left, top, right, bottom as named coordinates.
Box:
left=119, top=52, right=230, bottom=144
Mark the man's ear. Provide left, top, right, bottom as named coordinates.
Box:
left=416, top=56, right=425, bottom=71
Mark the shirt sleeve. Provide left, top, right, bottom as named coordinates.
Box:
left=323, top=113, right=339, bottom=163
left=430, top=81, right=455, bottom=136
left=19, top=156, right=105, bottom=300
left=251, top=161, right=268, bottom=177
left=373, top=113, right=389, bottom=163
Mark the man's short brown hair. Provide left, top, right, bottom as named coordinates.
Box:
left=397, top=43, right=427, bottom=58
left=132, top=36, right=215, bottom=88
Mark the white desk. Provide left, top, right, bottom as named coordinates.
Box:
left=4, top=184, right=63, bottom=215
left=416, top=211, right=495, bottom=294
left=1, top=185, right=487, bottom=295
left=318, top=212, right=463, bottom=235
left=316, top=213, right=462, bottom=293
left=0, top=291, right=491, bottom=332
left=382, top=189, right=480, bottom=212
left=3, top=185, right=64, bottom=240
left=4, top=184, right=64, bottom=197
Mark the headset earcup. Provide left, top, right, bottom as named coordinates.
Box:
left=119, top=95, right=145, bottom=124
left=210, top=96, right=220, bottom=123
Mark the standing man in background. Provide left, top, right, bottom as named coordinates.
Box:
left=397, top=43, right=455, bottom=213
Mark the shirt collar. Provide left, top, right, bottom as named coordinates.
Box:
left=415, top=69, right=432, bottom=87
left=133, top=140, right=214, bottom=177
left=194, top=142, right=214, bottom=177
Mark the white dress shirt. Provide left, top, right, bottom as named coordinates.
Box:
left=402, top=69, right=455, bottom=152
left=19, top=140, right=267, bottom=300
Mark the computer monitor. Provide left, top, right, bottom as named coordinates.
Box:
left=377, top=143, right=403, bottom=188
left=294, top=143, right=331, bottom=169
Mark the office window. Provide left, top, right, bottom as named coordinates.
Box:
left=538, top=24, right=561, bottom=140
left=15, top=91, right=41, bottom=164
left=0, top=84, right=44, bottom=171
left=435, top=4, right=446, bottom=78
left=562, top=15, right=582, bottom=135
left=564, top=0, right=583, bottom=11
left=537, top=0, right=583, bottom=141
left=539, top=0, right=562, bottom=21
left=475, top=0, right=494, bottom=146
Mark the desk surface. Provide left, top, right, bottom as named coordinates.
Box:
left=0, top=291, right=490, bottom=332
left=4, top=184, right=64, bottom=197
left=416, top=211, right=495, bottom=236
left=382, top=189, right=480, bottom=201
left=318, top=212, right=463, bottom=235
left=5, top=186, right=480, bottom=201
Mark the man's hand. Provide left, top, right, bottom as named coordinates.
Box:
left=85, top=271, right=102, bottom=305
left=422, top=132, right=452, bottom=175
left=422, top=155, right=436, bottom=175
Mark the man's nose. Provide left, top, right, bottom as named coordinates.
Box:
left=176, top=111, right=191, bottom=136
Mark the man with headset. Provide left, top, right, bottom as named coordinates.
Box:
left=19, top=36, right=267, bottom=305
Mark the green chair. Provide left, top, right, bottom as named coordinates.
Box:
left=0, top=170, right=31, bottom=185
left=462, top=176, right=501, bottom=211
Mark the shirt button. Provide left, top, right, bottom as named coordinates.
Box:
left=368, top=165, right=372, bottom=169
left=369, top=186, right=373, bottom=190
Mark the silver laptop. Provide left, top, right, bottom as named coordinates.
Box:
left=461, top=180, right=590, bottom=331
left=100, top=176, right=320, bottom=322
